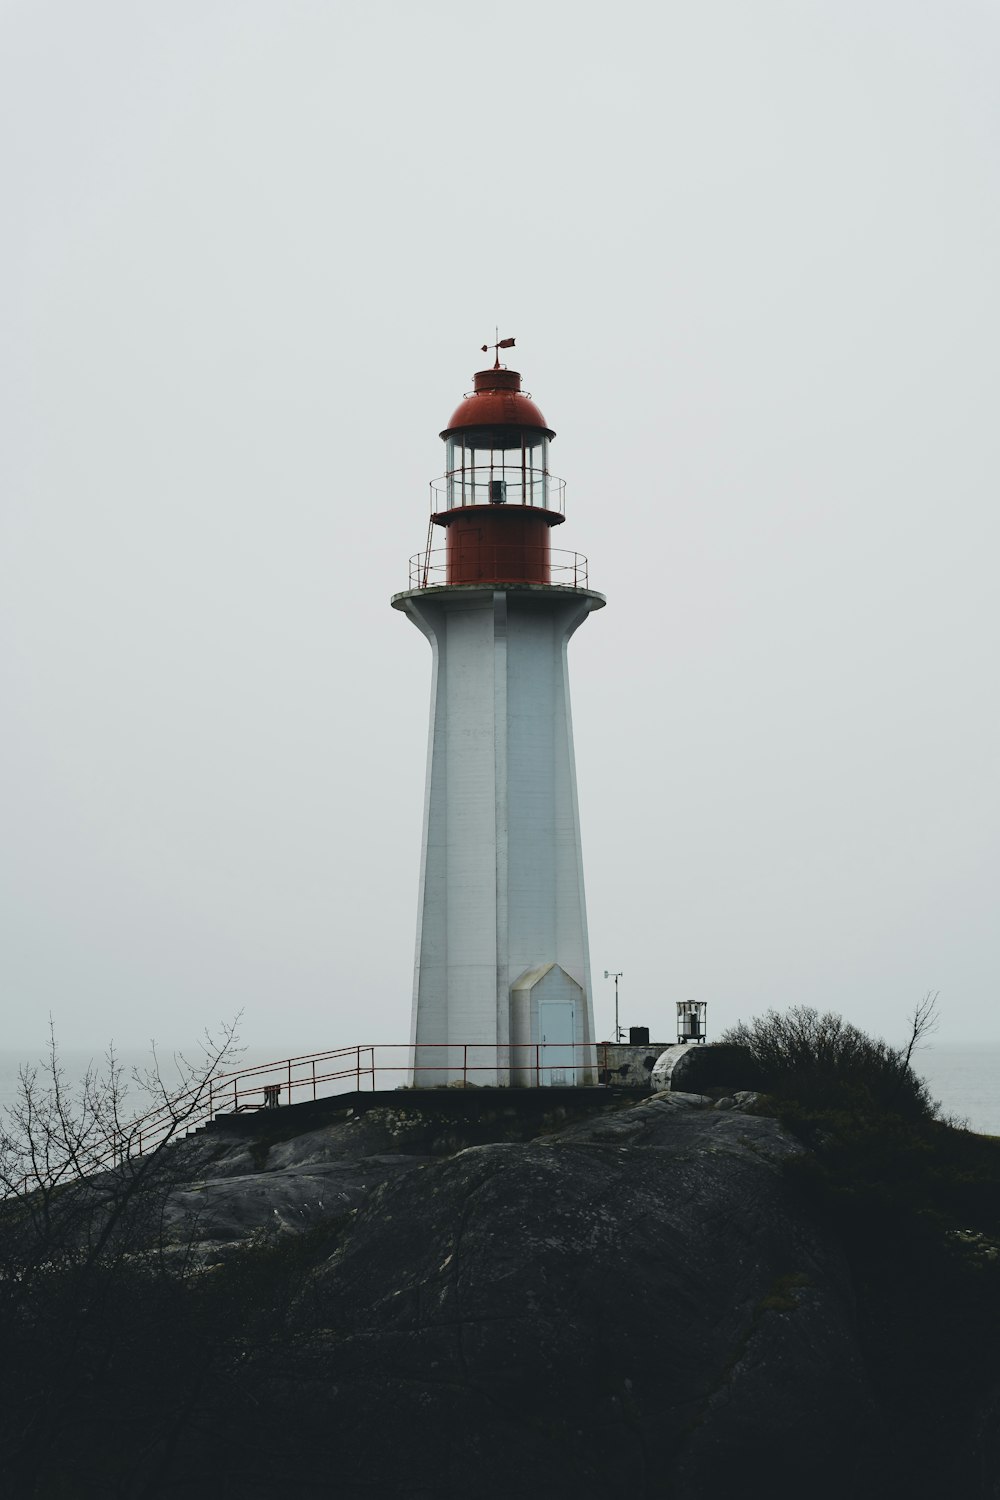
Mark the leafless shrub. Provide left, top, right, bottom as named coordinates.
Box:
left=720, top=996, right=940, bottom=1120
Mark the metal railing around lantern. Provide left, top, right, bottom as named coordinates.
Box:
left=409, top=546, right=589, bottom=590
left=429, top=469, right=566, bottom=516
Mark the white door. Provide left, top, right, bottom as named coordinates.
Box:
left=539, top=1002, right=576, bottom=1086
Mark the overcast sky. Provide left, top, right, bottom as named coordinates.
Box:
left=2, top=0, right=997, bottom=1060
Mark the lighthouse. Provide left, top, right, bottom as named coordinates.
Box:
left=392, top=343, right=605, bottom=1086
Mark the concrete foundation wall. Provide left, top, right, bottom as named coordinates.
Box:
left=597, top=1042, right=672, bottom=1088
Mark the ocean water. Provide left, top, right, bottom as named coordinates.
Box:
left=912, top=1045, right=1000, bottom=1136
left=0, top=1042, right=997, bottom=1137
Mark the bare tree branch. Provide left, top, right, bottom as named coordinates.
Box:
left=900, top=991, right=940, bottom=1074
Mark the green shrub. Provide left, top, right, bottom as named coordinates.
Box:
left=720, top=1004, right=936, bottom=1122
left=720, top=1003, right=1000, bottom=1494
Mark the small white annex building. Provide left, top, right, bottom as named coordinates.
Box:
left=511, top=963, right=587, bottom=1086
left=392, top=345, right=604, bottom=1086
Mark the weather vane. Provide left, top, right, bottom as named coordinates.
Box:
left=481, top=330, right=516, bottom=369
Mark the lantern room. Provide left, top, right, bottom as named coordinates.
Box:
left=414, top=353, right=586, bottom=589
left=438, top=367, right=559, bottom=514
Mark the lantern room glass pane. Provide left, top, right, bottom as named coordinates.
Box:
left=441, top=428, right=554, bottom=510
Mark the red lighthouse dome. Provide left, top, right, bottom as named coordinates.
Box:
left=441, top=367, right=555, bottom=445
left=431, top=353, right=565, bottom=587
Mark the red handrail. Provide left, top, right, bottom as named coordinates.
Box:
left=153, top=1042, right=609, bottom=1139
left=6, top=1042, right=618, bottom=1194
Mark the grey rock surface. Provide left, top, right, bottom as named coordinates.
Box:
left=9, top=1076, right=997, bottom=1499
left=160, top=1110, right=438, bottom=1260
left=158, top=1093, right=881, bottom=1498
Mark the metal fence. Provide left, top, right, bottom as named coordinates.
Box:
left=125, top=1041, right=619, bottom=1152
left=6, top=1042, right=624, bottom=1192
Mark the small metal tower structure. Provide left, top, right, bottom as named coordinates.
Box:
left=677, top=1000, right=707, bottom=1044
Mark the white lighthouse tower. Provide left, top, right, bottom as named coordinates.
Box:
left=392, top=344, right=604, bottom=1086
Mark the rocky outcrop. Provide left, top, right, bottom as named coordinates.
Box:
left=161, top=1090, right=639, bottom=1261
left=159, top=1091, right=881, bottom=1497
left=291, top=1098, right=875, bottom=1498
left=11, top=1082, right=998, bottom=1498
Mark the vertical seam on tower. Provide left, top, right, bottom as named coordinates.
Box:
left=558, top=598, right=595, bottom=1048
left=493, top=591, right=509, bottom=1068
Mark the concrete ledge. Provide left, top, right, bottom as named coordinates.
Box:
left=200, top=1084, right=634, bottom=1137
left=391, top=583, right=607, bottom=609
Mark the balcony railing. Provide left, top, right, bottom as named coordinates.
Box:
left=430, top=468, right=566, bottom=516
left=409, top=546, right=589, bottom=590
